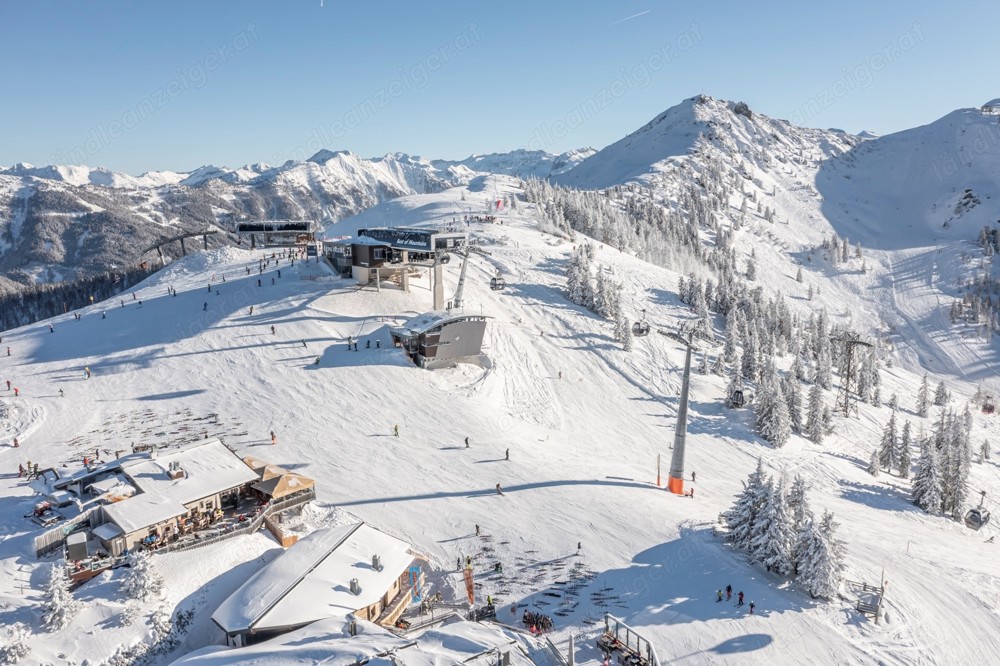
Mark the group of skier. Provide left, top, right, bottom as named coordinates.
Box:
left=521, top=610, right=553, bottom=634
left=715, top=584, right=755, bottom=614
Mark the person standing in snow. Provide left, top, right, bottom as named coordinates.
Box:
left=716, top=590, right=723, bottom=602
left=475, top=524, right=480, bottom=536
left=393, top=424, right=399, bottom=437
left=203, top=302, right=208, bottom=311
left=737, top=591, right=744, bottom=606
left=48, top=324, right=54, bottom=333
left=84, top=367, right=91, bottom=379
left=465, top=437, right=470, bottom=448
left=749, top=601, right=755, bottom=615
left=249, top=306, right=254, bottom=316
left=5, top=380, right=10, bottom=390
left=495, top=483, right=503, bottom=495
left=726, top=584, right=732, bottom=601
left=271, top=325, right=276, bottom=335
left=505, top=448, right=509, bottom=461
left=270, top=431, right=277, bottom=446
left=692, top=471, right=696, bottom=483
left=59, top=389, right=64, bottom=398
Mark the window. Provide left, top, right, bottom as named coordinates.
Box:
left=373, top=248, right=386, bottom=261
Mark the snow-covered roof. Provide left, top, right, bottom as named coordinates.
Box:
left=212, top=522, right=413, bottom=634
left=92, top=522, right=124, bottom=541
left=390, top=310, right=488, bottom=337
left=87, top=474, right=128, bottom=495
left=103, top=439, right=258, bottom=535
left=252, top=472, right=314, bottom=499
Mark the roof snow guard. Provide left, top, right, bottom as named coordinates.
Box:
left=212, top=523, right=413, bottom=636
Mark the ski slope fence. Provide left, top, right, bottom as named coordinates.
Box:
left=33, top=506, right=104, bottom=558
left=602, top=613, right=662, bottom=666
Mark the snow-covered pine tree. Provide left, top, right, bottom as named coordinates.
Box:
left=723, top=310, right=738, bottom=363
left=621, top=318, right=634, bottom=352
left=982, top=438, right=991, bottom=462
left=750, top=478, right=795, bottom=575
left=796, top=266, right=803, bottom=283
left=594, top=266, right=609, bottom=317
left=0, top=623, right=31, bottom=664
left=726, top=360, right=744, bottom=408
left=898, top=420, right=912, bottom=479
left=815, top=343, right=833, bottom=390
left=41, top=563, right=81, bottom=632
left=972, top=382, right=985, bottom=407
left=746, top=259, right=757, bottom=281
left=912, top=442, right=943, bottom=515
left=566, top=250, right=584, bottom=304
left=580, top=254, right=596, bottom=310
left=698, top=352, right=710, bottom=374
left=888, top=393, right=898, bottom=412
left=795, top=510, right=846, bottom=599
left=121, top=550, right=165, bottom=602
left=742, top=328, right=760, bottom=382
left=917, top=374, right=929, bottom=417
left=805, top=381, right=825, bottom=444
left=712, top=353, right=726, bottom=376
left=867, top=447, right=881, bottom=477
left=755, top=368, right=790, bottom=447
left=725, top=458, right=770, bottom=550
left=933, top=381, right=949, bottom=407
left=878, top=410, right=898, bottom=472
left=784, top=376, right=803, bottom=434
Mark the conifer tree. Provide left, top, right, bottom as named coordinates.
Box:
left=933, top=381, right=949, bottom=407
left=621, top=318, right=634, bottom=352
left=805, top=381, right=825, bottom=444
left=982, top=438, right=991, bottom=462
left=784, top=376, right=803, bottom=434
left=726, top=459, right=770, bottom=550
left=796, top=511, right=846, bottom=599
left=42, top=563, right=81, bottom=632
left=917, top=374, right=929, bottom=417
left=750, top=478, right=795, bottom=575
left=898, top=420, right=912, bottom=478
left=912, top=443, right=943, bottom=515
left=121, top=551, right=165, bottom=602
left=878, top=411, right=898, bottom=472
left=867, top=447, right=881, bottom=477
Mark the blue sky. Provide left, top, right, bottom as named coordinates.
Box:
left=1, top=1, right=997, bottom=174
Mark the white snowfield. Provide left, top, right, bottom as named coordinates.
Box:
left=0, top=102, right=998, bottom=664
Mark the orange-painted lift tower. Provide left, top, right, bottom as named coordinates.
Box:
left=667, top=333, right=694, bottom=495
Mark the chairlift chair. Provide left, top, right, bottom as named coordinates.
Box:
left=490, top=276, right=506, bottom=291
left=965, top=507, right=991, bottom=530
left=982, top=396, right=995, bottom=415
left=631, top=309, right=650, bottom=337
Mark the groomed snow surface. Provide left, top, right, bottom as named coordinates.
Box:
left=0, top=177, right=998, bottom=665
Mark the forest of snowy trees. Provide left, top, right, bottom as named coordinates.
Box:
left=0, top=264, right=158, bottom=331
left=725, top=460, right=846, bottom=599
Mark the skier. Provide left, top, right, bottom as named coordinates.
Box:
left=558, top=371, right=562, bottom=379
left=271, top=325, right=276, bottom=335
left=302, top=340, right=308, bottom=348
left=692, top=471, right=696, bottom=483
left=18, top=463, right=25, bottom=477
left=749, top=601, right=755, bottom=615
left=207, top=284, right=212, bottom=293
left=577, top=541, right=582, bottom=551
left=249, top=306, right=254, bottom=316
left=366, top=340, right=371, bottom=349
left=505, top=448, right=510, bottom=461
left=59, top=389, right=64, bottom=398
left=716, top=590, right=723, bottom=602
left=271, top=431, right=277, bottom=446
left=203, top=302, right=208, bottom=311
left=725, top=584, right=732, bottom=601
left=132, top=293, right=136, bottom=300
left=495, top=483, right=503, bottom=495
left=393, top=424, right=399, bottom=437
left=5, top=380, right=10, bottom=390
left=13, top=388, right=19, bottom=397
left=258, top=279, right=262, bottom=287
left=475, top=524, right=480, bottom=536
left=13, top=437, right=19, bottom=448
left=271, top=278, right=275, bottom=285
left=48, top=324, right=54, bottom=333
left=487, top=594, right=493, bottom=606
left=353, top=342, right=358, bottom=351
left=376, top=340, right=381, bottom=348
left=737, top=591, right=744, bottom=606
left=465, top=437, right=470, bottom=448
left=84, top=367, right=91, bottom=379
left=6, top=347, right=9, bottom=356
left=102, top=312, right=106, bottom=319
left=277, top=270, right=281, bottom=278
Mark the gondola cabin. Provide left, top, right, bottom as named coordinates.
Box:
left=632, top=320, right=650, bottom=336
left=729, top=389, right=746, bottom=408
left=490, top=276, right=506, bottom=291
left=982, top=397, right=995, bottom=415
left=965, top=507, right=991, bottom=530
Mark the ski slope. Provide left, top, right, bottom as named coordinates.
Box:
left=0, top=177, right=998, bottom=665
